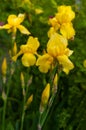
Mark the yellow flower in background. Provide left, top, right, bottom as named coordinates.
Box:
left=1, top=58, right=7, bottom=76
left=35, top=8, right=43, bottom=14
left=48, top=5, right=75, bottom=39
left=0, top=14, right=30, bottom=35
left=57, top=5, right=75, bottom=22
left=83, top=60, right=86, bottom=68
left=36, top=33, right=74, bottom=74
left=12, top=36, right=40, bottom=67
left=41, top=83, right=50, bottom=106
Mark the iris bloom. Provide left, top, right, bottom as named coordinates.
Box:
left=0, top=14, right=30, bottom=35
left=12, top=36, right=40, bottom=67
left=48, top=5, right=75, bottom=39
left=36, top=33, right=74, bottom=74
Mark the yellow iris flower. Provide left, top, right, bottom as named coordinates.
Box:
left=12, top=36, right=40, bottom=67
left=0, top=14, right=30, bottom=35
left=36, top=33, right=74, bottom=74
left=48, top=5, right=75, bottom=39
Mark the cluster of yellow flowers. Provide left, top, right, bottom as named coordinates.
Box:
left=1, top=5, right=75, bottom=108
left=9, top=5, right=75, bottom=75
left=48, top=5, right=75, bottom=39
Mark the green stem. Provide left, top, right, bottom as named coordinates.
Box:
left=2, top=83, right=10, bottom=130
left=38, top=94, right=56, bottom=130
left=20, top=77, right=32, bottom=130
left=20, top=94, right=26, bottom=130
left=2, top=99, right=6, bottom=130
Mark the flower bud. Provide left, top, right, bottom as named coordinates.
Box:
left=1, top=58, right=7, bottom=76
left=25, top=94, right=33, bottom=110
left=52, top=73, right=59, bottom=94
left=12, top=42, right=17, bottom=56
left=41, top=83, right=50, bottom=106
left=20, top=72, right=25, bottom=88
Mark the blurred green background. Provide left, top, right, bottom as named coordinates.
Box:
left=0, top=0, right=86, bottom=130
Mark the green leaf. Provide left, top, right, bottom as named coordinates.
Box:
left=6, top=122, right=14, bottom=130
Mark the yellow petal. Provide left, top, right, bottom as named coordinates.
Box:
left=47, top=27, right=56, bottom=38
left=35, top=8, right=43, bottom=14
left=36, top=54, right=53, bottom=73
left=38, top=64, right=51, bottom=73
left=57, top=5, right=75, bottom=21
left=26, top=36, right=40, bottom=52
left=57, top=55, right=74, bottom=74
left=7, top=14, right=25, bottom=26
left=60, top=23, right=75, bottom=39
left=65, top=48, right=73, bottom=56
left=18, top=13, right=25, bottom=23
left=21, top=53, right=36, bottom=67
left=17, top=25, right=31, bottom=35
left=0, top=24, right=11, bottom=29
left=7, top=15, right=17, bottom=25
left=47, top=33, right=68, bottom=57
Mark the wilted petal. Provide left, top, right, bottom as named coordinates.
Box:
left=21, top=53, right=36, bottom=67
left=18, top=25, right=30, bottom=35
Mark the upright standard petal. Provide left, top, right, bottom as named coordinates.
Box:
left=60, top=23, right=75, bottom=39
left=57, top=5, right=75, bottom=22
left=47, top=33, right=68, bottom=57
left=26, top=36, right=40, bottom=53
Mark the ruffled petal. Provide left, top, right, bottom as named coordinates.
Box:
left=47, top=33, right=68, bottom=57
left=60, top=23, right=75, bottom=39
left=26, top=36, right=40, bottom=52
left=21, top=53, right=36, bottom=67
left=36, top=54, right=53, bottom=73
left=57, top=5, right=75, bottom=21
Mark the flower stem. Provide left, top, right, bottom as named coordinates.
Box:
left=2, top=83, right=10, bottom=130
left=20, top=94, right=26, bottom=130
